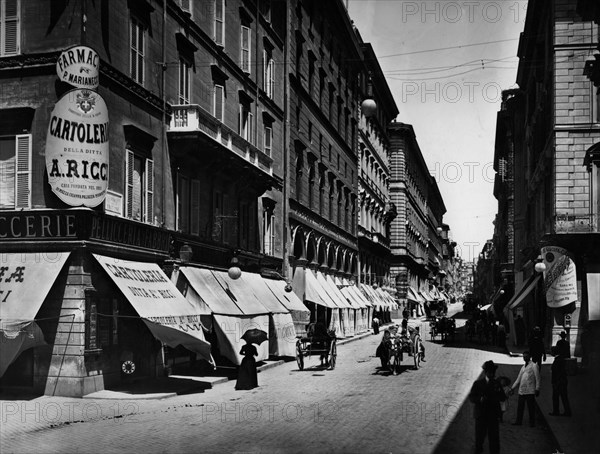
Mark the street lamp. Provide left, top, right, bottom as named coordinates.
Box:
left=361, top=71, right=377, bottom=118
left=228, top=250, right=242, bottom=280
left=179, top=243, right=193, bottom=262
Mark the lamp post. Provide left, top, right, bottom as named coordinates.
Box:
left=228, top=250, right=242, bottom=280
left=361, top=71, right=377, bottom=118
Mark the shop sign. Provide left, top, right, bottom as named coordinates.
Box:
left=45, top=89, right=109, bottom=208
left=56, top=45, right=100, bottom=90
left=542, top=246, right=578, bottom=308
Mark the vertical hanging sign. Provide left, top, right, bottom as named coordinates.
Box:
left=47, top=46, right=108, bottom=208
left=541, top=246, right=578, bottom=308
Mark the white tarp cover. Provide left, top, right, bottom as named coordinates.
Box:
left=93, top=254, right=212, bottom=363
left=213, top=314, right=269, bottom=364
left=0, top=252, right=71, bottom=377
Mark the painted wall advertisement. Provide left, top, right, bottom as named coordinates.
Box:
left=46, top=88, right=109, bottom=207
left=541, top=246, right=578, bottom=308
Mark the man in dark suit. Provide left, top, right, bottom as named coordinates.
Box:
left=469, top=360, right=506, bottom=454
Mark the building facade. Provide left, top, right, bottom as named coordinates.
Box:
left=387, top=122, right=447, bottom=315
left=494, top=0, right=600, bottom=361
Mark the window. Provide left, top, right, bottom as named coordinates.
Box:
left=130, top=16, right=146, bottom=85
left=295, top=150, right=304, bottom=201
left=212, top=190, right=224, bottom=242
left=240, top=25, right=251, bottom=73
left=263, top=211, right=275, bottom=256
left=239, top=103, right=254, bottom=143
left=214, top=84, right=224, bottom=121
left=214, top=0, right=224, bottom=45
left=263, top=125, right=272, bottom=157
left=239, top=202, right=249, bottom=249
left=0, top=134, right=30, bottom=209
left=1, top=0, right=19, bottom=56
left=85, top=289, right=118, bottom=352
left=308, top=163, right=315, bottom=208
left=263, top=50, right=275, bottom=98
left=176, top=174, right=202, bottom=235
left=178, top=59, right=191, bottom=104
left=318, top=169, right=325, bottom=216
left=125, top=149, right=154, bottom=223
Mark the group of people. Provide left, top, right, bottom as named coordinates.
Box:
left=375, top=315, right=425, bottom=373
left=469, top=329, right=572, bottom=454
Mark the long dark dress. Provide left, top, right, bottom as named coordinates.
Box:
left=235, top=343, right=258, bottom=390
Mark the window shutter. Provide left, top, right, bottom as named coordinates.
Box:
left=191, top=179, right=200, bottom=235
left=145, top=157, right=154, bottom=224
left=270, top=214, right=276, bottom=256
left=15, top=133, right=30, bottom=208
left=125, top=149, right=134, bottom=218
left=263, top=50, right=267, bottom=92
left=2, top=0, right=19, bottom=56
left=269, top=58, right=275, bottom=98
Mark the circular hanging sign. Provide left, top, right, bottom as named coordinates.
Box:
left=45, top=89, right=109, bottom=208
left=122, top=360, right=136, bottom=374
left=56, top=45, right=100, bottom=90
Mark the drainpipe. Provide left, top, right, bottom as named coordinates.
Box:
left=282, top=2, right=291, bottom=281
left=161, top=0, right=167, bottom=226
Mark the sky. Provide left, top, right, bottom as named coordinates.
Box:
left=347, top=0, right=528, bottom=262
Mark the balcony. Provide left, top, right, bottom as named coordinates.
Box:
left=169, top=104, right=275, bottom=180
left=357, top=225, right=390, bottom=249
left=554, top=213, right=600, bottom=233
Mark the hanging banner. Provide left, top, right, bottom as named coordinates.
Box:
left=542, top=246, right=578, bottom=308
left=56, top=45, right=100, bottom=90
left=45, top=89, right=109, bottom=208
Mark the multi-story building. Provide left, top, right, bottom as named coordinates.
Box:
left=356, top=42, right=398, bottom=300
left=0, top=0, right=291, bottom=396
left=388, top=122, right=447, bottom=316
left=497, top=0, right=600, bottom=359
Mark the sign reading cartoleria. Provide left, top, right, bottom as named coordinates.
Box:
left=46, top=89, right=109, bottom=208
left=56, top=45, right=100, bottom=89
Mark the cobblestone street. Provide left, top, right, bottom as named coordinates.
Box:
left=1, top=310, right=560, bottom=454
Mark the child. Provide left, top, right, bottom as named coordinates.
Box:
left=498, top=376, right=511, bottom=422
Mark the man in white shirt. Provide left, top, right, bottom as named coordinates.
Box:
left=509, top=351, right=541, bottom=427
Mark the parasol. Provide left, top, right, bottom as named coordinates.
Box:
left=241, top=328, right=268, bottom=345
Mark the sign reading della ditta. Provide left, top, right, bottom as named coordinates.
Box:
left=45, top=89, right=109, bottom=208
left=56, top=45, right=100, bottom=89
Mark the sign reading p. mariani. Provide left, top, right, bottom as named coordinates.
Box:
left=46, top=89, right=109, bottom=208
left=56, top=45, right=100, bottom=90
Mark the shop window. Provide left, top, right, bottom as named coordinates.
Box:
left=125, top=148, right=154, bottom=223
left=1, top=0, right=19, bottom=56
left=85, top=289, right=118, bottom=353
left=130, top=15, right=146, bottom=86
left=0, top=134, right=30, bottom=209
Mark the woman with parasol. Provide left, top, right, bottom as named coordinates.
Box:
left=235, top=329, right=267, bottom=390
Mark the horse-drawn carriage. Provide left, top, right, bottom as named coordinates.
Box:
left=429, top=316, right=456, bottom=342
left=295, top=322, right=337, bottom=370
left=377, top=325, right=424, bottom=374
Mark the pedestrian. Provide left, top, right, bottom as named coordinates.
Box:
left=509, top=351, right=541, bottom=427
left=497, top=322, right=507, bottom=352
left=528, top=326, right=546, bottom=369
left=549, top=347, right=572, bottom=417
left=376, top=329, right=392, bottom=369
left=468, top=360, right=506, bottom=454
left=498, top=376, right=512, bottom=422
left=372, top=316, right=380, bottom=335
left=514, top=315, right=526, bottom=346
left=235, top=339, right=258, bottom=390
left=555, top=330, right=570, bottom=358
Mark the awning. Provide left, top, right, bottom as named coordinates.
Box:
left=171, top=266, right=270, bottom=364
left=93, top=254, right=212, bottom=363
left=303, top=269, right=338, bottom=309
left=420, top=291, right=434, bottom=302
left=318, top=272, right=352, bottom=309
left=407, top=287, right=425, bottom=303
left=263, top=279, right=310, bottom=314
left=480, top=304, right=493, bottom=312
left=361, top=284, right=388, bottom=310
left=0, top=252, right=71, bottom=377
left=346, top=284, right=372, bottom=308
left=505, top=274, right=542, bottom=312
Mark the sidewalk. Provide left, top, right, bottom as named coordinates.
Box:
left=536, top=359, right=600, bottom=454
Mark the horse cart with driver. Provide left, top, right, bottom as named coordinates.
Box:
left=296, top=322, right=337, bottom=370
left=377, top=325, right=424, bottom=374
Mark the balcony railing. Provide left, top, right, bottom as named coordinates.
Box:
left=358, top=225, right=390, bottom=248
left=169, top=104, right=273, bottom=176
left=554, top=213, right=600, bottom=233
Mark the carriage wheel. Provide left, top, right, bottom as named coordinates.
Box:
left=328, top=340, right=337, bottom=370
left=413, top=344, right=421, bottom=370
left=296, top=341, right=304, bottom=371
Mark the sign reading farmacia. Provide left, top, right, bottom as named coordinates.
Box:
left=56, top=45, right=100, bottom=90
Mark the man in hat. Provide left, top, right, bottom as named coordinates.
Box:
left=555, top=331, right=570, bottom=358
left=528, top=326, right=546, bottom=370
left=509, top=351, right=541, bottom=427
left=469, top=360, right=506, bottom=454
left=549, top=346, right=572, bottom=417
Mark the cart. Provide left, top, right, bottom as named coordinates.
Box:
left=296, top=322, right=337, bottom=370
